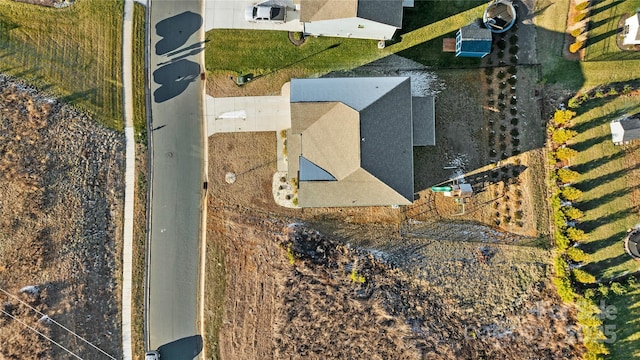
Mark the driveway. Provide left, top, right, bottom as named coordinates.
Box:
left=206, top=83, right=291, bottom=135
left=205, top=0, right=304, bottom=31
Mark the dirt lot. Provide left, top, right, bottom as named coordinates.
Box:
left=0, top=75, right=123, bottom=359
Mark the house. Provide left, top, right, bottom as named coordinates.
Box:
left=299, top=0, right=407, bottom=40
left=286, top=77, right=435, bottom=208
left=610, top=115, right=640, bottom=145
left=623, top=12, right=640, bottom=46
left=456, top=22, right=492, bottom=58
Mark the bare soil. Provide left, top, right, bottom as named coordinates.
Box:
left=0, top=75, right=124, bottom=359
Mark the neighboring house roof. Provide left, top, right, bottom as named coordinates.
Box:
left=610, top=116, right=640, bottom=143
left=300, top=0, right=403, bottom=27
left=456, top=22, right=492, bottom=57
left=289, top=77, right=419, bottom=207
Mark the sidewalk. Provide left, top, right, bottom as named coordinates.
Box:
left=121, top=0, right=136, bottom=358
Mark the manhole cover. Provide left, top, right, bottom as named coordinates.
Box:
left=225, top=172, right=237, bottom=184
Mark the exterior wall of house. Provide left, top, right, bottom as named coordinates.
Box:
left=303, top=17, right=397, bottom=40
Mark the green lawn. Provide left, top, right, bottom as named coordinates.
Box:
left=571, top=95, right=640, bottom=280
left=133, top=3, right=147, bottom=142
left=584, top=0, right=640, bottom=61
left=204, top=1, right=487, bottom=77
left=0, top=0, right=124, bottom=129
left=607, top=280, right=640, bottom=359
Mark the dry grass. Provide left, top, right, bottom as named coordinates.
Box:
left=0, top=77, right=124, bottom=359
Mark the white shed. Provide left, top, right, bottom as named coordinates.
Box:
left=623, top=12, right=640, bottom=46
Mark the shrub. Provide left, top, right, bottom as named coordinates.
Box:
left=569, top=41, right=584, bottom=53
left=608, top=87, right=618, bottom=96
left=594, top=89, right=605, bottom=98
left=563, top=206, right=585, bottom=220
left=568, top=97, right=581, bottom=108
left=567, top=246, right=590, bottom=262
left=555, top=147, right=578, bottom=161
left=571, top=28, right=583, bottom=38
left=286, top=244, right=296, bottom=265
left=573, top=268, right=597, bottom=283
left=509, top=34, right=518, bottom=44
left=497, top=39, right=506, bottom=50
left=562, top=186, right=583, bottom=201
left=554, top=255, right=570, bottom=276
left=556, top=229, right=571, bottom=250
left=575, top=1, right=589, bottom=11
left=485, top=67, right=494, bottom=76
left=553, top=109, right=576, bottom=127
left=350, top=269, right=366, bottom=283
left=507, top=66, right=517, bottom=74
left=557, top=168, right=580, bottom=183
left=552, top=128, right=578, bottom=144
left=610, top=282, right=627, bottom=295
left=553, top=274, right=576, bottom=302
left=623, top=84, right=633, bottom=95
left=509, top=45, right=519, bottom=55
left=574, top=12, right=586, bottom=23
left=511, top=118, right=518, bottom=125
left=567, top=226, right=588, bottom=241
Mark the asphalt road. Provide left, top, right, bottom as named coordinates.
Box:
left=147, top=0, right=206, bottom=358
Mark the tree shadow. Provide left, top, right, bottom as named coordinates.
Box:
left=573, top=151, right=626, bottom=173
left=574, top=165, right=636, bottom=192
left=578, top=187, right=634, bottom=212
left=581, top=230, right=628, bottom=253
left=573, top=106, right=628, bottom=133
left=588, top=16, right=614, bottom=30
left=400, top=0, right=483, bottom=34
left=157, top=334, right=203, bottom=360
left=589, top=0, right=622, bottom=18
left=587, top=28, right=620, bottom=47
left=60, top=88, right=98, bottom=104
left=572, top=133, right=610, bottom=152
left=584, top=252, right=630, bottom=275
left=579, top=207, right=635, bottom=232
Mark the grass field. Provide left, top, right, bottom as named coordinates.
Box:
left=0, top=0, right=124, bottom=129
left=570, top=95, right=640, bottom=280
left=607, top=279, right=640, bottom=358
left=583, top=0, right=640, bottom=61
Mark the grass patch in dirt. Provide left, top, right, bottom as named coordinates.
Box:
left=569, top=95, right=640, bottom=279
left=0, top=0, right=124, bottom=129
left=583, top=0, right=640, bottom=61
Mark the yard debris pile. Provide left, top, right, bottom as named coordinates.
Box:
left=0, top=75, right=124, bottom=359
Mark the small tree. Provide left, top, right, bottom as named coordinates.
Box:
left=552, top=128, right=578, bottom=145
left=563, top=206, right=585, bottom=220
left=555, top=147, right=578, bottom=161
left=567, top=227, right=588, bottom=242
left=573, top=268, right=597, bottom=283
left=567, top=246, right=590, bottom=262
left=557, top=168, right=580, bottom=184
left=556, top=230, right=571, bottom=250
left=569, top=41, right=584, bottom=53
left=561, top=186, right=583, bottom=201
left=553, top=109, right=576, bottom=127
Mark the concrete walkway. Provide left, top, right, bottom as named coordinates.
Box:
left=121, top=0, right=136, bottom=358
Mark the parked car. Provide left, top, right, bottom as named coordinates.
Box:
left=244, top=4, right=286, bottom=23
left=145, top=350, right=160, bottom=360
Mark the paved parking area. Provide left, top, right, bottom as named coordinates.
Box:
left=205, top=0, right=304, bottom=31
left=206, top=83, right=291, bottom=135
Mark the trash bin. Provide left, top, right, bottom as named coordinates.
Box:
left=236, top=73, right=254, bottom=86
